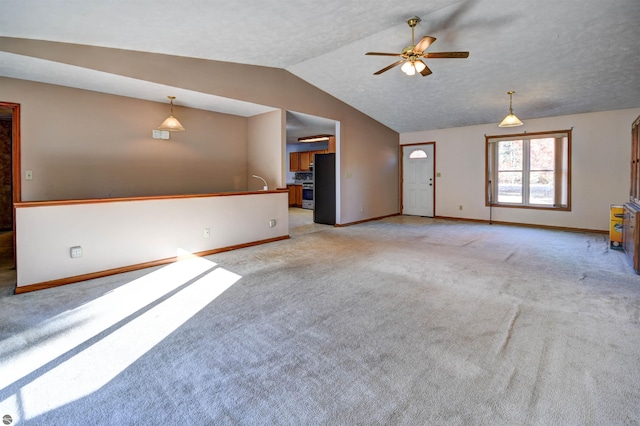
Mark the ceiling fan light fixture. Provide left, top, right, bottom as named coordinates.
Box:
left=401, top=61, right=416, bottom=75
left=365, top=16, right=469, bottom=77
left=498, top=91, right=523, bottom=127
left=158, top=96, right=185, bottom=131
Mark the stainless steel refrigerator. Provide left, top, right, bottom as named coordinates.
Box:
left=313, top=153, right=336, bottom=225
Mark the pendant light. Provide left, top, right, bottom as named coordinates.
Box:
left=498, top=91, right=523, bottom=127
left=158, top=96, right=185, bottom=131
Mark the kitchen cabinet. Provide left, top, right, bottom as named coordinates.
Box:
left=289, top=151, right=311, bottom=172
left=287, top=184, right=302, bottom=207
left=299, top=151, right=312, bottom=171
left=287, top=185, right=295, bottom=206
left=289, top=152, right=300, bottom=172
left=290, top=148, right=331, bottom=172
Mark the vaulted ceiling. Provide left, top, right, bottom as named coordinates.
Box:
left=1, top=0, right=639, bottom=133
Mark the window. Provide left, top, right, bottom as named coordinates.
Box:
left=486, top=130, right=571, bottom=210
left=409, top=149, right=427, bottom=159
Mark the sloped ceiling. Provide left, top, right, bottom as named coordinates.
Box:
left=1, top=0, right=639, bottom=133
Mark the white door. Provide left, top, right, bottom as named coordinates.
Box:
left=402, top=144, right=435, bottom=217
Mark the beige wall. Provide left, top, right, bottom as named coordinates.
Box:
left=0, top=38, right=401, bottom=223
left=1, top=78, right=249, bottom=201
left=400, top=108, right=640, bottom=231
left=247, top=110, right=284, bottom=190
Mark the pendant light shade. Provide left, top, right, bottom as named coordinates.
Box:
left=498, top=91, right=523, bottom=127
left=158, top=96, right=185, bottom=131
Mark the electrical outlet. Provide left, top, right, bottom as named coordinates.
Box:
left=459, top=205, right=463, bottom=210
left=269, top=219, right=276, bottom=228
left=203, top=228, right=211, bottom=237
left=70, top=246, right=82, bottom=258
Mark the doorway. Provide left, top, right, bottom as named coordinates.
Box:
left=285, top=110, right=339, bottom=229
left=402, top=143, right=435, bottom=217
left=0, top=102, right=20, bottom=296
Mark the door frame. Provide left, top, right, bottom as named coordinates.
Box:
left=0, top=102, right=21, bottom=266
left=400, top=142, right=436, bottom=217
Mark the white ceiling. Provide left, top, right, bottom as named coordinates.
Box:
left=1, top=0, right=639, bottom=134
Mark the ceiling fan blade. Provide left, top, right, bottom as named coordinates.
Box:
left=423, top=51, right=469, bottom=59
left=366, top=52, right=403, bottom=57
left=414, top=36, right=436, bottom=53
left=373, top=60, right=405, bottom=75
left=418, top=60, right=432, bottom=76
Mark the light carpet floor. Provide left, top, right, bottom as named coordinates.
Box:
left=1, top=215, right=639, bottom=425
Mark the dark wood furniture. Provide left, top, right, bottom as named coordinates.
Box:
left=624, top=114, right=640, bottom=272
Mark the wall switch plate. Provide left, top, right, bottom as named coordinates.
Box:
left=269, top=219, right=276, bottom=228
left=436, top=172, right=441, bottom=177
left=26, top=171, right=33, bottom=180
left=70, top=246, right=83, bottom=258
left=203, top=228, right=211, bottom=237
left=152, top=130, right=170, bottom=140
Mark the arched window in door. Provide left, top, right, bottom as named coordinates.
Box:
left=409, top=149, right=428, bottom=159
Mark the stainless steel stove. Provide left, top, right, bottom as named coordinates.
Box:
left=301, top=182, right=314, bottom=210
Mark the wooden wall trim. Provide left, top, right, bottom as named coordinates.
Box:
left=15, top=189, right=288, bottom=208
left=435, top=215, right=607, bottom=234
left=15, top=235, right=290, bottom=294
left=336, top=212, right=400, bottom=227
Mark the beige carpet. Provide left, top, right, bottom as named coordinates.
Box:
left=1, top=215, right=639, bottom=425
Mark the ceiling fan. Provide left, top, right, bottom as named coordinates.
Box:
left=366, top=16, right=469, bottom=77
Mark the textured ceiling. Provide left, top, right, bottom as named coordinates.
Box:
left=1, top=0, right=639, bottom=134
left=286, top=111, right=337, bottom=145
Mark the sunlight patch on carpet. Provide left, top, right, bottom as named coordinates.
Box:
left=0, top=249, right=240, bottom=422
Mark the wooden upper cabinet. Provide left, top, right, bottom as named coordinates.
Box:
left=289, top=142, right=334, bottom=172
left=289, top=152, right=300, bottom=172
left=300, top=151, right=312, bottom=171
